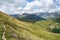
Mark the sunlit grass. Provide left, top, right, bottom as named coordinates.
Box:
left=0, top=11, right=60, bottom=40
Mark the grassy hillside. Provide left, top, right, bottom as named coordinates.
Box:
left=0, top=12, right=60, bottom=40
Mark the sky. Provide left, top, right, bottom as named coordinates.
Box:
left=0, top=0, right=60, bottom=14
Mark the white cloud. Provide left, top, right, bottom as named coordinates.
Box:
left=0, top=0, right=27, bottom=14
left=22, top=0, right=60, bottom=13
left=0, top=0, right=60, bottom=14
left=49, top=7, right=60, bottom=13
left=23, top=0, right=42, bottom=13
left=0, top=5, right=7, bottom=12
left=24, top=0, right=43, bottom=10
left=22, top=0, right=54, bottom=13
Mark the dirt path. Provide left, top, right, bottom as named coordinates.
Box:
left=2, top=24, right=7, bottom=40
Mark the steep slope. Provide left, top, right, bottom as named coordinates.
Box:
left=0, top=11, right=60, bottom=40
left=0, top=12, right=44, bottom=40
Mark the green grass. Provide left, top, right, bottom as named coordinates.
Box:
left=0, top=11, right=60, bottom=40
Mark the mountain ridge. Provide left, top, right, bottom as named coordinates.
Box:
left=11, top=12, right=60, bottom=20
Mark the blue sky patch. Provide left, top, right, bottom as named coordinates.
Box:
left=26, top=0, right=34, bottom=2
left=54, top=0, right=60, bottom=7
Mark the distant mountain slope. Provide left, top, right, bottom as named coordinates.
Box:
left=11, top=12, right=60, bottom=20
left=35, top=12, right=60, bottom=19
left=11, top=14, right=45, bottom=22
left=55, top=16, right=60, bottom=22
left=20, top=14, right=45, bottom=22
left=0, top=11, right=60, bottom=40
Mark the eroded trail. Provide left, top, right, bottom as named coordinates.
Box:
left=2, top=24, right=7, bottom=40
